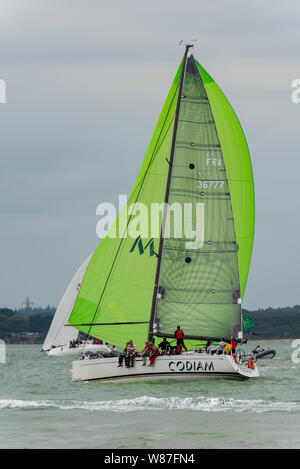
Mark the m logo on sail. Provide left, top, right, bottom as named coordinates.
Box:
left=130, top=236, right=155, bottom=256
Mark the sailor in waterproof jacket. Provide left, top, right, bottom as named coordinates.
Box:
left=174, top=326, right=187, bottom=351
left=125, top=340, right=137, bottom=367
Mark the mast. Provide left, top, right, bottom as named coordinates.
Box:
left=148, top=44, right=192, bottom=342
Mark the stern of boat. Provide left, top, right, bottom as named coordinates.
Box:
left=229, top=355, right=259, bottom=378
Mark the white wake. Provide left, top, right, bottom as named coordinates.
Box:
left=0, top=395, right=298, bottom=413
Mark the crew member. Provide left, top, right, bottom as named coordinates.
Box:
left=118, top=342, right=129, bottom=367
left=125, top=340, right=137, bottom=367
left=174, top=325, right=187, bottom=352
left=253, top=345, right=264, bottom=354
left=231, top=337, right=237, bottom=354
left=149, top=343, right=160, bottom=366
left=141, top=341, right=152, bottom=366
left=205, top=339, right=213, bottom=351
left=158, top=337, right=171, bottom=355
left=217, top=338, right=226, bottom=355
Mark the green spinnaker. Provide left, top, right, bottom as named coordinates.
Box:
left=196, top=62, right=255, bottom=298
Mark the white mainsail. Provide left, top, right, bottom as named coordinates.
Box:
left=42, top=254, right=92, bottom=351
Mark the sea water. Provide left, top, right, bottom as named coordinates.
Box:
left=0, top=341, right=299, bottom=449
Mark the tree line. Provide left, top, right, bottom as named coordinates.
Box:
left=0, top=306, right=55, bottom=339
left=243, top=304, right=300, bottom=339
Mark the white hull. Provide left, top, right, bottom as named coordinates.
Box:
left=72, top=351, right=259, bottom=382
left=47, top=343, right=112, bottom=357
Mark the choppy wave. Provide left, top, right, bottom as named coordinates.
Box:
left=0, top=395, right=298, bottom=413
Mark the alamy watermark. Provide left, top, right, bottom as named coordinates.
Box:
left=291, top=339, right=300, bottom=364
left=0, top=79, right=6, bottom=103
left=0, top=340, right=6, bottom=364
left=291, top=79, right=300, bottom=104
left=96, top=195, right=205, bottom=249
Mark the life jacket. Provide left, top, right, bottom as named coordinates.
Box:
left=142, top=344, right=152, bottom=353
left=126, top=344, right=137, bottom=356
left=247, top=359, right=255, bottom=369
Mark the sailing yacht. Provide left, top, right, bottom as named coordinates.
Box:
left=42, top=254, right=113, bottom=357
left=68, top=45, right=258, bottom=381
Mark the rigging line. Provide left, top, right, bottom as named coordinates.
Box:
left=181, top=96, right=208, bottom=100
left=134, top=122, right=176, bottom=191
left=148, top=45, right=191, bottom=342
left=169, top=190, right=230, bottom=198
left=181, top=98, right=208, bottom=104
left=178, top=119, right=214, bottom=125
left=67, top=321, right=150, bottom=327
left=171, top=175, right=226, bottom=182
left=162, top=249, right=238, bottom=255
left=176, top=142, right=221, bottom=148
left=128, top=111, right=178, bottom=196
left=80, top=73, right=181, bottom=343
left=155, top=332, right=237, bottom=342
left=156, top=301, right=237, bottom=306
left=150, top=287, right=236, bottom=294
left=175, top=146, right=221, bottom=153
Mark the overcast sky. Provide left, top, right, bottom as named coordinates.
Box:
left=1, top=0, right=299, bottom=311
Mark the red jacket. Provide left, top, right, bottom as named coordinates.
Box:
left=176, top=329, right=184, bottom=339
left=150, top=345, right=159, bottom=355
